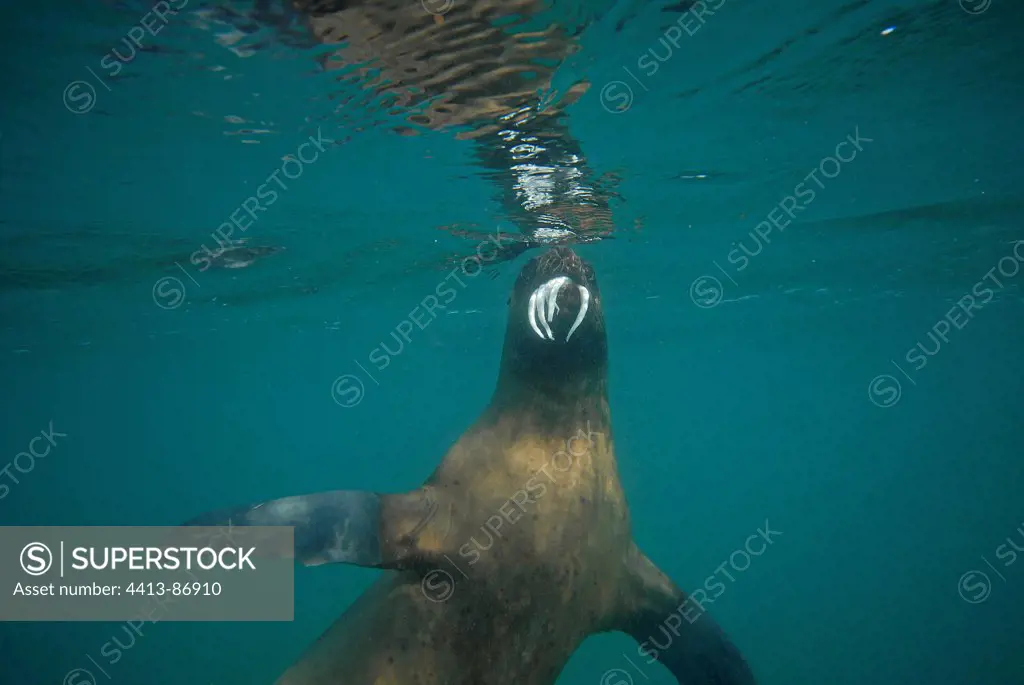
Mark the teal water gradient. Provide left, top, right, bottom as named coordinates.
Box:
left=2, top=1, right=1023, bottom=684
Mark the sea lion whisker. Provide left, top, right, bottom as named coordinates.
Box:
left=529, top=276, right=575, bottom=341
left=182, top=246, right=757, bottom=685
left=537, top=278, right=560, bottom=341
left=528, top=287, right=549, bottom=340
left=543, top=276, right=569, bottom=330
left=565, top=285, right=590, bottom=342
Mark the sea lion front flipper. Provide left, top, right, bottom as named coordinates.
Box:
left=183, top=487, right=444, bottom=570
left=618, top=546, right=757, bottom=685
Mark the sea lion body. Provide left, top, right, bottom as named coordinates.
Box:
left=281, top=415, right=628, bottom=685
left=187, top=248, right=756, bottom=685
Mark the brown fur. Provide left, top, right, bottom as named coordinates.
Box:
left=277, top=395, right=645, bottom=685
left=247, top=248, right=756, bottom=685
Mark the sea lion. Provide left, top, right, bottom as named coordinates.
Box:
left=186, top=246, right=756, bottom=685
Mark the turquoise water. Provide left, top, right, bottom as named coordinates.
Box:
left=2, top=0, right=1023, bottom=683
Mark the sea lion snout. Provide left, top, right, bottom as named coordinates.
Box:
left=513, top=247, right=598, bottom=303
left=497, top=247, right=607, bottom=393
left=530, top=246, right=595, bottom=288
left=512, top=247, right=602, bottom=344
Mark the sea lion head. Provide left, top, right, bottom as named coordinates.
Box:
left=496, top=247, right=607, bottom=397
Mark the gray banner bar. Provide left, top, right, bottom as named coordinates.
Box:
left=0, top=526, right=293, bottom=621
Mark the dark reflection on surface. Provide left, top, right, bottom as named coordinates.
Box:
left=196, top=0, right=629, bottom=262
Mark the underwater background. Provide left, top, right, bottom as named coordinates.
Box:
left=1, top=0, right=1023, bottom=683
